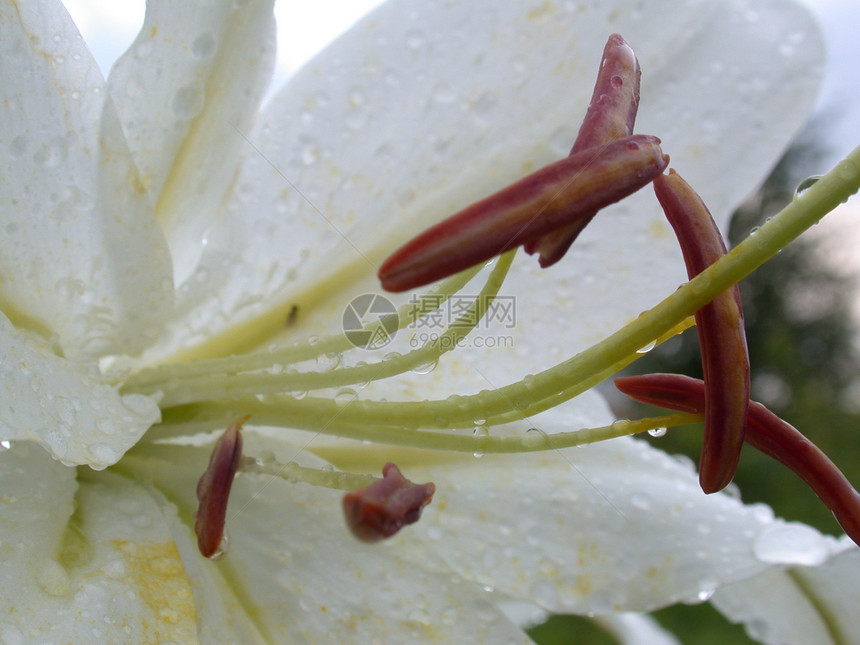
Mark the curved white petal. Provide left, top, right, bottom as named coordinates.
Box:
left=0, top=443, right=198, bottom=643
left=142, top=0, right=822, bottom=371
left=128, top=437, right=533, bottom=643
left=107, top=0, right=277, bottom=284
left=0, top=0, right=173, bottom=359
left=315, top=401, right=841, bottom=616
left=711, top=540, right=860, bottom=645
left=597, top=613, right=682, bottom=645
left=0, top=312, right=158, bottom=468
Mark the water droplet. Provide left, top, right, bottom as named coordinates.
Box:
left=753, top=523, right=829, bottom=565
left=33, top=137, right=68, bottom=168
left=316, top=352, right=341, bottom=371
left=36, top=560, right=70, bottom=596
left=172, top=84, right=204, bottom=119
left=630, top=493, right=651, bottom=510
left=521, top=427, right=546, bottom=448
left=301, top=144, right=319, bottom=165
left=121, top=394, right=157, bottom=419
left=647, top=427, right=667, bottom=438
left=208, top=529, right=229, bottom=561
left=636, top=340, right=656, bottom=354
left=690, top=275, right=711, bottom=295
left=335, top=388, right=357, bottom=407
left=411, top=359, right=437, bottom=374
left=530, top=580, right=558, bottom=608
left=610, top=419, right=631, bottom=434
left=191, top=33, right=216, bottom=59
left=794, top=175, right=823, bottom=199
left=405, top=29, right=424, bottom=49
left=383, top=351, right=402, bottom=361
left=9, top=135, right=26, bottom=158
left=87, top=442, right=117, bottom=466
left=0, top=440, right=12, bottom=451
left=472, top=425, right=490, bottom=458
left=696, top=579, right=717, bottom=601
left=96, top=418, right=116, bottom=435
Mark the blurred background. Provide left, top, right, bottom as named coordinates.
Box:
left=62, top=1, right=860, bottom=642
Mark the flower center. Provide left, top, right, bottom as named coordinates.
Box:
left=120, top=145, right=860, bottom=495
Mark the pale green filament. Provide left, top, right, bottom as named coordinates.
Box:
left=136, top=145, right=860, bottom=474
left=121, top=261, right=483, bottom=391
left=240, top=457, right=378, bottom=490
left=132, top=252, right=513, bottom=408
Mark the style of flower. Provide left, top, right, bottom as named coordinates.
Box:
left=2, top=0, right=859, bottom=643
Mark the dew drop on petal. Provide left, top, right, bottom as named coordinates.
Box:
left=630, top=493, right=651, bottom=510
left=530, top=580, right=559, bottom=608
left=191, top=33, right=216, bottom=59
left=647, top=427, right=667, bottom=438
left=752, top=523, right=829, bottom=565
left=172, top=84, right=204, bottom=119
left=87, top=442, right=117, bottom=467
left=695, top=578, right=718, bottom=601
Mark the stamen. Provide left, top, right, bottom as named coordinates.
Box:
left=135, top=251, right=515, bottom=408
left=121, top=262, right=484, bottom=393
left=378, top=134, right=668, bottom=292
left=194, top=416, right=247, bottom=559
left=526, top=33, right=641, bottom=267
left=654, top=170, right=750, bottom=493
left=615, top=374, right=860, bottom=546
left=342, top=462, right=435, bottom=542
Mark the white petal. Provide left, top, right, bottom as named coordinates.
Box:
left=129, top=436, right=533, bottom=644
left=316, top=403, right=840, bottom=616
left=0, top=443, right=198, bottom=643
left=0, top=0, right=173, bottom=358
left=0, top=312, right=159, bottom=468
left=711, top=541, right=860, bottom=645
left=597, top=613, right=683, bottom=645
left=143, top=0, right=822, bottom=368
left=107, top=0, right=277, bottom=284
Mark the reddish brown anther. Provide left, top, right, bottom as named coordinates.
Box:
left=378, top=135, right=668, bottom=292
left=195, top=416, right=247, bottom=559
left=615, top=374, right=860, bottom=547
left=342, top=462, right=436, bottom=543
left=525, top=33, right=641, bottom=267
left=654, top=170, right=750, bottom=493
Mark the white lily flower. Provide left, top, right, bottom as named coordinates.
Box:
left=1, top=0, right=857, bottom=642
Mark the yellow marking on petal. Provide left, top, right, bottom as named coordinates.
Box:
left=112, top=539, right=197, bottom=641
